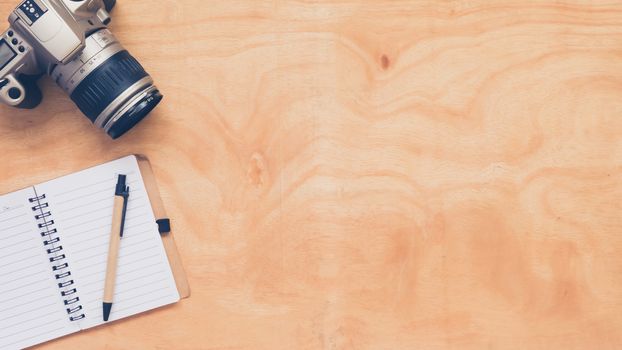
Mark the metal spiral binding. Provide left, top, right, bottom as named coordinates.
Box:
left=29, top=192, right=85, bottom=322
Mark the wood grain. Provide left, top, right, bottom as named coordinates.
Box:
left=1, top=0, right=622, bottom=349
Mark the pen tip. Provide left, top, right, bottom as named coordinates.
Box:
left=103, top=302, right=112, bottom=321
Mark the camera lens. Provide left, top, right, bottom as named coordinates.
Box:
left=68, top=49, right=162, bottom=139
left=50, top=29, right=162, bottom=139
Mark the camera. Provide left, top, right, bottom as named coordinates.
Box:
left=0, top=0, right=162, bottom=139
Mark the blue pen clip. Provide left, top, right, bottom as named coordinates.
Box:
left=114, top=174, right=130, bottom=237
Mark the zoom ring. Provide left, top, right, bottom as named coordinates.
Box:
left=29, top=193, right=85, bottom=322
left=70, top=50, right=149, bottom=122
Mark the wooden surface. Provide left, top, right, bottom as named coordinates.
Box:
left=1, top=0, right=622, bottom=349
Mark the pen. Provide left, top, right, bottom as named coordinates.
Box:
left=103, top=174, right=130, bottom=322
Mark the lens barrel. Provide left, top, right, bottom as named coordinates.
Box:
left=51, top=30, right=161, bottom=139
left=69, top=50, right=161, bottom=139
left=71, top=50, right=145, bottom=122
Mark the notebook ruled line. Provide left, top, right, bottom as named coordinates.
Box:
left=86, top=279, right=170, bottom=312
left=3, top=326, right=66, bottom=348
left=0, top=204, right=24, bottom=215
left=0, top=292, right=53, bottom=314
left=62, top=211, right=148, bottom=231
left=124, top=219, right=154, bottom=231
left=3, top=267, right=46, bottom=282
left=62, top=223, right=110, bottom=239
left=0, top=286, right=52, bottom=305
left=59, top=202, right=119, bottom=221
left=59, top=194, right=146, bottom=215
left=2, top=278, right=50, bottom=295
left=2, top=236, right=37, bottom=250
left=81, top=269, right=165, bottom=297
left=115, top=272, right=165, bottom=289
left=53, top=179, right=140, bottom=205
left=71, top=243, right=160, bottom=273
left=82, top=256, right=165, bottom=284
left=62, top=216, right=153, bottom=241
left=2, top=252, right=41, bottom=267
left=0, top=212, right=28, bottom=224
left=77, top=246, right=159, bottom=271
left=51, top=175, right=138, bottom=199
left=0, top=301, right=58, bottom=323
left=0, top=228, right=33, bottom=242
left=2, top=248, right=40, bottom=262
left=3, top=310, right=63, bottom=332
left=51, top=177, right=115, bottom=197
left=78, top=252, right=163, bottom=289
left=4, top=220, right=31, bottom=231
left=68, top=228, right=154, bottom=255
left=5, top=267, right=50, bottom=285
left=0, top=288, right=55, bottom=310
left=114, top=288, right=175, bottom=313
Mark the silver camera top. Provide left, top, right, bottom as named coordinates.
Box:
left=1, top=0, right=111, bottom=105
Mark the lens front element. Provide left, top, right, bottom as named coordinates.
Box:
left=106, top=87, right=163, bottom=139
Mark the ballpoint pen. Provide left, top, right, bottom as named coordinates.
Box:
left=103, top=174, right=129, bottom=321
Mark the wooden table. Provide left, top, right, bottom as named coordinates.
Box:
left=1, top=1, right=621, bottom=349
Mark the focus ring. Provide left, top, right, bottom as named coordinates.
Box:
left=70, top=50, right=148, bottom=122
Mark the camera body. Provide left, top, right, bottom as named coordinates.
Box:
left=0, top=0, right=162, bottom=139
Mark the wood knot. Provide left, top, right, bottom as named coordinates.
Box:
left=380, top=54, right=390, bottom=70
left=247, top=152, right=269, bottom=187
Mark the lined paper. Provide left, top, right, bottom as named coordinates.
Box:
left=37, top=155, right=180, bottom=329
left=0, top=188, right=78, bottom=350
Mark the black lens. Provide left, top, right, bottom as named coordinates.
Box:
left=70, top=49, right=161, bottom=139
left=107, top=90, right=162, bottom=139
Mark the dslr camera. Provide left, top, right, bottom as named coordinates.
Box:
left=0, top=0, right=162, bottom=138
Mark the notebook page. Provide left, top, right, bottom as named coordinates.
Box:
left=0, top=188, right=78, bottom=349
left=36, top=155, right=180, bottom=330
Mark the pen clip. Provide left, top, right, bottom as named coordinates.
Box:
left=115, top=174, right=130, bottom=238
left=119, top=185, right=129, bottom=238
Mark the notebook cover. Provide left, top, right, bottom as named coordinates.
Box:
left=136, top=154, right=191, bottom=299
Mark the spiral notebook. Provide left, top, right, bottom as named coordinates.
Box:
left=0, top=155, right=190, bottom=349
